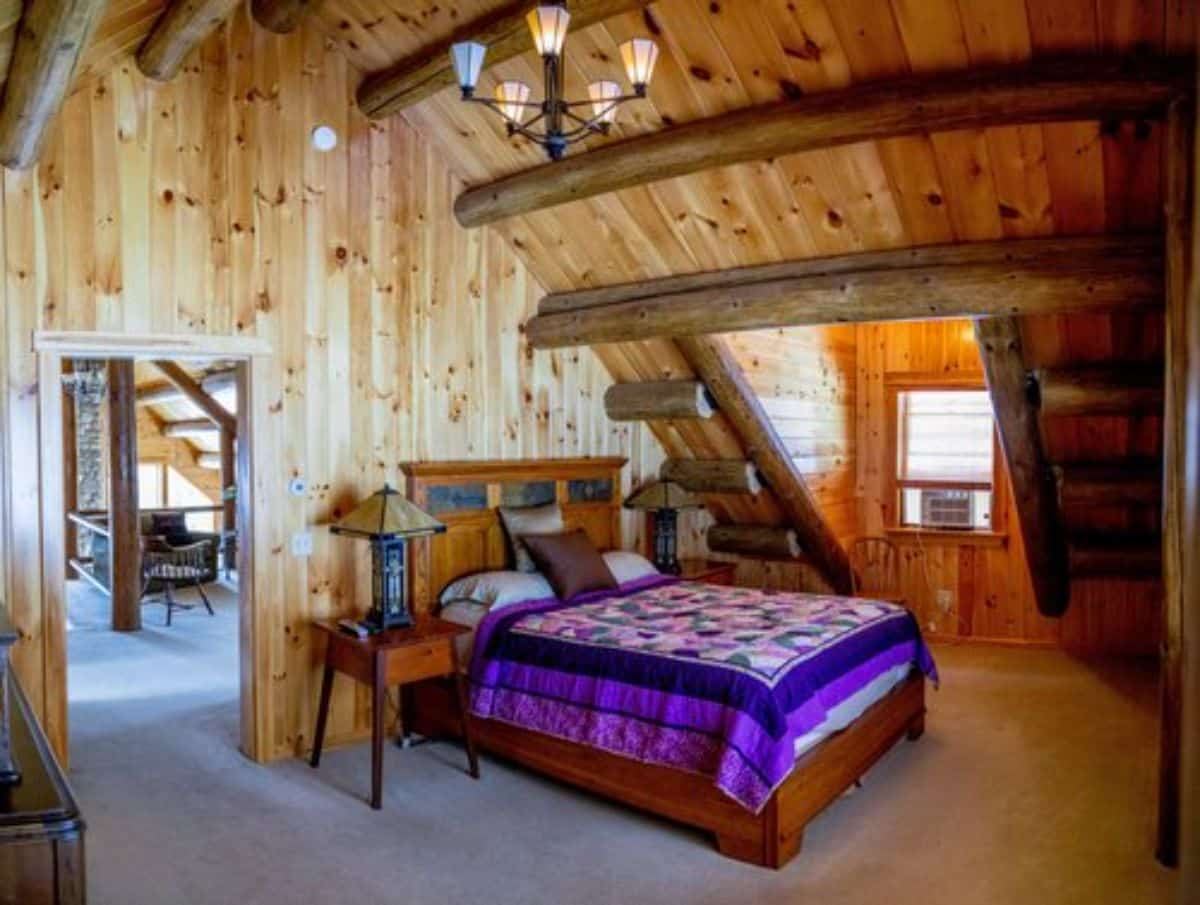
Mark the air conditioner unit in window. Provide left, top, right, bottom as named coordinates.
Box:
left=920, top=489, right=974, bottom=529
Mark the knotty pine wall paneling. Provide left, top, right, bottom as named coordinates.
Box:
left=0, top=12, right=669, bottom=761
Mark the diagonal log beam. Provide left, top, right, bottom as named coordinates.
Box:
left=358, top=0, right=653, bottom=120
left=250, top=0, right=320, bottom=34
left=455, top=58, right=1187, bottom=228
left=675, top=335, right=853, bottom=594
left=138, top=368, right=237, bottom=406
left=136, top=0, right=240, bottom=81
left=527, top=235, right=1163, bottom=348
left=152, top=360, right=236, bottom=434
left=973, top=317, right=1069, bottom=617
left=0, top=0, right=108, bottom=170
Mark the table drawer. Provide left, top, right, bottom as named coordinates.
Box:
left=384, top=640, right=454, bottom=684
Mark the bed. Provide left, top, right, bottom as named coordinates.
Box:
left=400, top=458, right=935, bottom=869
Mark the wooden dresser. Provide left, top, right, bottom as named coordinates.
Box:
left=0, top=614, right=85, bottom=905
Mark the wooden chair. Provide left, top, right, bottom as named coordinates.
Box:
left=141, top=537, right=216, bottom=626
left=848, top=537, right=905, bottom=606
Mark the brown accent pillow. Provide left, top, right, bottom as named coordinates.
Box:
left=521, top=530, right=618, bottom=601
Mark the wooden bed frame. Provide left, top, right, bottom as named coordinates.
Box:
left=401, top=458, right=927, bottom=869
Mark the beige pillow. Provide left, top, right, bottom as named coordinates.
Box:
left=498, top=502, right=565, bottom=572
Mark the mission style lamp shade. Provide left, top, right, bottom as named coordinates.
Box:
left=624, top=481, right=703, bottom=576
left=331, top=485, right=446, bottom=632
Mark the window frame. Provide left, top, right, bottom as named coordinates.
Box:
left=883, top=372, right=1008, bottom=541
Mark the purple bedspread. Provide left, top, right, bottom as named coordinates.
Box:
left=468, top=575, right=938, bottom=812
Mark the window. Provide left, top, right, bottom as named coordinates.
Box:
left=138, top=463, right=165, bottom=509
left=895, top=389, right=994, bottom=530
left=166, top=467, right=216, bottom=532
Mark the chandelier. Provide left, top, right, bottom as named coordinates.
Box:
left=449, top=2, right=659, bottom=161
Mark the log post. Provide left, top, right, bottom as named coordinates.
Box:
left=136, top=0, right=240, bottom=82
left=0, top=0, right=108, bottom=170
left=1159, top=90, right=1194, bottom=871
left=707, top=525, right=802, bottom=560
left=659, top=459, right=761, bottom=495
left=974, top=317, right=1069, bottom=617
left=604, top=381, right=715, bottom=421
left=107, top=360, right=141, bottom=632
left=677, top=336, right=854, bottom=594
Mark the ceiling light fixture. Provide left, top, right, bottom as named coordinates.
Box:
left=449, top=1, right=658, bottom=161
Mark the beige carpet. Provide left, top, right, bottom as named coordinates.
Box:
left=65, top=593, right=1173, bottom=905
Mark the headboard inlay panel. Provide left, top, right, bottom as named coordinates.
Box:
left=402, top=458, right=627, bottom=614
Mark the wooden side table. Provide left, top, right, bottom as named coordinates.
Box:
left=309, top=618, right=479, bottom=809
left=678, top=558, right=737, bottom=586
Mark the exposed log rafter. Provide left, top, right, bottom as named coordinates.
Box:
left=676, top=335, right=854, bottom=594
left=1036, top=367, right=1165, bottom=416
left=707, top=525, right=801, bottom=561
left=604, top=380, right=715, bottom=421
left=455, top=58, right=1188, bottom=228
left=136, top=0, right=240, bottom=82
left=357, top=0, right=654, bottom=120
left=659, top=459, right=762, bottom=495
left=151, top=360, right=236, bottom=434
left=973, top=317, right=1070, bottom=617
left=527, top=235, right=1163, bottom=348
left=251, top=0, right=320, bottom=34
left=0, top=0, right=108, bottom=170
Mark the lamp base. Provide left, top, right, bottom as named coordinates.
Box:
left=366, top=607, right=413, bottom=633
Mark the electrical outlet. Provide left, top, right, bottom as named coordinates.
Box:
left=291, top=532, right=313, bottom=558
left=936, top=589, right=953, bottom=610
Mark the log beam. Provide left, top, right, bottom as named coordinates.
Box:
left=107, top=360, right=141, bottom=632
left=526, top=235, right=1162, bottom=348
left=196, top=452, right=220, bottom=470
left=0, top=0, right=108, bottom=170
left=138, top=368, right=237, bottom=406
left=660, top=459, right=761, bottom=495
left=707, top=525, right=801, bottom=561
left=357, top=0, right=653, bottom=120
left=1037, top=367, right=1164, bottom=416
left=136, top=0, right=240, bottom=82
left=974, top=317, right=1070, bottom=617
left=1069, top=541, right=1162, bottom=577
left=677, top=335, right=853, bottom=594
left=163, top=418, right=219, bottom=439
left=151, top=360, right=236, bottom=434
left=1055, top=466, right=1162, bottom=508
left=250, top=0, right=319, bottom=34
left=604, top=380, right=715, bottom=421
left=455, top=58, right=1186, bottom=228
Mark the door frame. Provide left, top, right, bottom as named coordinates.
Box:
left=32, top=330, right=270, bottom=763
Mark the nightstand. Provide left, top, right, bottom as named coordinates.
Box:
left=678, top=558, right=737, bottom=586
left=309, top=618, right=479, bottom=809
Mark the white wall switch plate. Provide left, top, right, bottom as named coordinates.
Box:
left=291, top=531, right=313, bottom=558
left=936, top=589, right=953, bottom=609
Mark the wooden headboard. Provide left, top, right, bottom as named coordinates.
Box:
left=401, top=458, right=627, bottom=615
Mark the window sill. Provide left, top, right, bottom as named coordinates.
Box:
left=885, top=526, right=1008, bottom=548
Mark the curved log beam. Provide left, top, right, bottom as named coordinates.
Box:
left=136, top=0, right=240, bottom=82
left=0, top=0, right=107, bottom=170
left=455, top=58, right=1186, bottom=228
left=357, top=0, right=653, bottom=120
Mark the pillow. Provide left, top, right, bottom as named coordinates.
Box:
left=438, top=570, right=554, bottom=611
left=602, top=551, right=661, bottom=585
left=498, top=502, right=564, bottom=573
left=521, top=530, right=618, bottom=601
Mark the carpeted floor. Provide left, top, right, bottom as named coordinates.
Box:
left=65, top=584, right=1173, bottom=905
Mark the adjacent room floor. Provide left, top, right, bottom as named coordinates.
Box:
left=66, top=599, right=1172, bottom=905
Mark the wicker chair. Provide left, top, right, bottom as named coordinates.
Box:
left=141, top=537, right=216, bottom=626
left=848, top=537, right=905, bottom=607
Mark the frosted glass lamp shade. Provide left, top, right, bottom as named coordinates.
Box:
left=495, top=80, right=532, bottom=122
left=450, top=41, right=487, bottom=92
left=527, top=4, right=571, bottom=57
left=620, top=38, right=659, bottom=89
left=588, top=80, right=621, bottom=124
